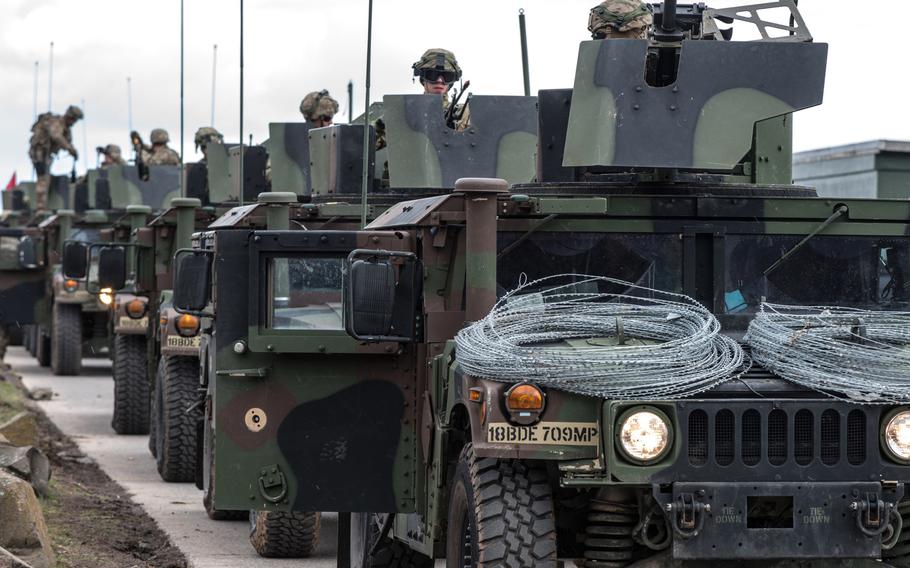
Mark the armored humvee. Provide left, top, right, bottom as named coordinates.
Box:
left=173, top=2, right=910, bottom=567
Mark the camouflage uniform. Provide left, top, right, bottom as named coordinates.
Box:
left=588, top=0, right=653, bottom=39
left=412, top=49, right=471, bottom=132
left=300, top=91, right=339, bottom=126
left=28, top=105, right=82, bottom=211
left=141, top=129, right=180, bottom=166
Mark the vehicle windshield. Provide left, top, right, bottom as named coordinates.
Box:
left=267, top=255, right=344, bottom=330
left=725, top=235, right=910, bottom=313
left=497, top=232, right=683, bottom=298
left=71, top=228, right=102, bottom=243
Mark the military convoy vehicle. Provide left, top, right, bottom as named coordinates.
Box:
left=170, top=2, right=910, bottom=567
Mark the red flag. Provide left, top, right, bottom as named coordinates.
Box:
left=4, top=172, right=15, bottom=190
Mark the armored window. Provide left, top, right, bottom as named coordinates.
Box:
left=267, top=256, right=344, bottom=330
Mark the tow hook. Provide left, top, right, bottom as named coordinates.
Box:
left=666, top=492, right=710, bottom=538
left=850, top=492, right=901, bottom=545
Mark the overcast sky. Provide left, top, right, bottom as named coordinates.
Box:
left=1, top=0, right=907, bottom=183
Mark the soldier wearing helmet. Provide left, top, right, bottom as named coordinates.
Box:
left=97, top=144, right=126, bottom=168
left=412, top=48, right=471, bottom=131
left=194, top=127, right=224, bottom=162
left=131, top=128, right=180, bottom=166
left=27, top=104, right=83, bottom=211
left=300, top=90, right=339, bottom=128
left=588, top=0, right=653, bottom=39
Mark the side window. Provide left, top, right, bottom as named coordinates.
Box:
left=268, top=256, right=344, bottom=330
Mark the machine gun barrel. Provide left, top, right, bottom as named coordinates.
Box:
left=661, top=0, right=678, bottom=32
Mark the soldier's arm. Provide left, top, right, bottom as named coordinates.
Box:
left=48, top=121, right=77, bottom=155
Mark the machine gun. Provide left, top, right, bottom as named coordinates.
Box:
left=445, top=80, right=471, bottom=130
left=129, top=130, right=150, bottom=181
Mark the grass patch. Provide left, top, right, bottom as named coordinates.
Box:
left=0, top=378, right=26, bottom=424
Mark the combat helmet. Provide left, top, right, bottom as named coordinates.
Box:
left=104, top=144, right=123, bottom=160
left=412, top=48, right=462, bottom=85
left=194, top=126, right=224, bottom=151
left=150, top=128, right=170, bottom=144
left=588, top=0, right=653, bottom=39
left=299, top=90, right=339, bottom=123
left=64, top=105, right=84, bottom=120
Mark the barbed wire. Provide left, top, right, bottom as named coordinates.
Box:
left=454, top=274, right=748, bottom=399
left=745, top=303, right=910, bottom=403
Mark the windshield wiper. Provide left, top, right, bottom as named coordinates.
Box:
left=763, top=205, right=849, bottom=277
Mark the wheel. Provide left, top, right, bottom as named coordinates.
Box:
left=149, top=357, right=164, bottom=458
left=110, top=334, right=150, bottom=434
left=351, top=513, right=432, bottom=568
left=249, top=510, right=321, bottom=558
left=202, top=420, right=246, bottom=520
left=36, top=327, right=51, bottom=367
left=156, top=355, right=200, bottom=482
left=446, top=443, right=557, bottom=568
left=51, top=302, right=82, bottom=375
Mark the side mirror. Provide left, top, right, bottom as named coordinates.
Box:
left=18, top=236, right=39, bottom=269
left=174, top=252, right=212, bottom=312
left=98, top=247, right=127, bottom=290
left=344, top=250, right=420, bottom=343
left=62, top=241, right=88, bottom=279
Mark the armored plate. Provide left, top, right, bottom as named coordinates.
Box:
left=563, top=39, right=828, bottom=170
left=267, top=122, right=311, bottom=195
left=93, top=165, right=181, bottom=210
left=384, top=94, right=537, bottom=188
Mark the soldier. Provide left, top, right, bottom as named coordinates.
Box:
left=98, top=144, right=126, bottom=168
left=28, top=104, right=83, bottom=211
left=194, top=127, right=223, bottom=162
left=300, top=91, right=339, bottom=128
left=588, top=0, right=653, bottom=39
left=131, top=128, right=180, bottom=166
left=412, top=48, right=471, bottom=131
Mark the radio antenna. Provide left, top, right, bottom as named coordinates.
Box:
left=239, top=0, right=245, bottom=206
left=359, top=0, right=374, bottom=228
left=47, top=42, right=54, bottom=111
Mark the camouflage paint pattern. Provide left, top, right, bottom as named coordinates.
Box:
left=90, top=165, right=181, bottom=210
left=264, top=123, right=311, bottom=195
left=383, top=95, right=537, bottom=188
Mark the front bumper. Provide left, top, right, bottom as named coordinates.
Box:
left=652, top=481, right=904, bottom=560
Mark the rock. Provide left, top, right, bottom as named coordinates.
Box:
left=0, top=412, right=37, bottom=448
left=27, top=388, right=52, bottom=401
left=0, top=444, right=51, bottom=497
left=0, top=470, right=55, bottom=568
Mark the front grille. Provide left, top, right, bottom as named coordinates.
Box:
left=685, top=404, right=869, bottom=468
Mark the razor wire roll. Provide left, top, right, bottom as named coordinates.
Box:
left=745, top=304, right=910, bottom=403
left=454, top=274, right=748, bottom=399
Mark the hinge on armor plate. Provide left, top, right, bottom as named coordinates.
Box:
left=257, top=464, right=288, bottom=503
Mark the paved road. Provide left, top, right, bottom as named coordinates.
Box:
left=9, top=346, right=338, bottom=568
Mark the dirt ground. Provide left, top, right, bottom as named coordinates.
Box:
left=2, top=371, right=187, bottom=568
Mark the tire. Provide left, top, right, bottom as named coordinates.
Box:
left=156, top=355, right=200, bottom=482
left=51, top=302, right=82, bottom=375
left=149, top=357, right=164, bottom=458
left=36, top=327, right=51, bottom=367
left=351, top=513, right=432, bottom=568
left=249, top=510, right=321, bottom=558
left=111, top=334, right=150, bottom=435
left=202, top=420, right=247, bottom=521
left=446, top=443, right=557, bottom=568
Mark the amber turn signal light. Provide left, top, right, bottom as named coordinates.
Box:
left=175, top=314, right=200, bottom=337
left=126, top=299, right=147, bottom=319
left=64, top=279, right=78, bottom=292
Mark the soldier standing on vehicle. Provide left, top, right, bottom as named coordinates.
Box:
left=131, top=128, right=180, bottom=166
left=588, top=0, right=653, bottom=39
left=300, top=90, right=339, bottom=128
left=412, top=48, right=471, bottom=131
left=28, top=104, right=83, bottom=211
left=194, top=127, right=223, bottom=162
left=98, top=144, right=126, bottom=168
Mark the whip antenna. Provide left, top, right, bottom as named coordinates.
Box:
left=47, top=42, right=54, bottom=111
left=239, top=0, right=245, bottom=205
left=32, top=62, right=38, bottom=120
left=211, top=44, right=218, bottom=127
left=518, top=9, right=531, bottom=96
left=360, top=0, right=374, bottom=228
left=347, top=80, right=353, bottom=123
left=180, top=0, right=185, bottom=196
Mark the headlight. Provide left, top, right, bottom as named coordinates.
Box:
left=617, top=408, right=672, bottom=464
left=883, top=410, right=910, bottom=463
left=99, top=287, right=113, bottom=305
left=126, top=299, right=147, bottom=319
left=175, top=314, right=200, bottom=337
left=64, top=278, right=79, bottom=292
